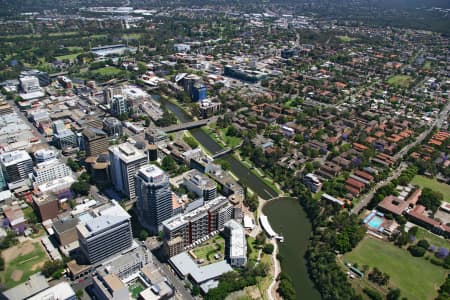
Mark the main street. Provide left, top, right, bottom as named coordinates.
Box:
left=351, top=102, right=450, bottom=215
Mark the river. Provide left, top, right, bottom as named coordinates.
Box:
left=159, top=98, right=278, bottom=200
left=264, top=197, right=321, bottom=300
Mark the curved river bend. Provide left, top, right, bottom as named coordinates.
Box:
left=264, top=197, right=321, bottom=300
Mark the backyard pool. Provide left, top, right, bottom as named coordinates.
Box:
left=368, top=216, right=384, bottom=230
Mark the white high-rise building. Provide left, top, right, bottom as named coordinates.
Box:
left=135, top=165, right=173, bottom=234
left=0, top=150, right=33, bottom=184
left=32, top=159, right=73, bottom=185
left=19, top=76, right=41, bottom=94
left=109, top=143, right=148, bottom=201
left=77, top=200, right=133, bottom=264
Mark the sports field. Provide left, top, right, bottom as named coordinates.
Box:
left=386, top=75, right=414, bottom=88
left=92, top=66, right=122, bottom=76
left=345, top=238, right=448, bottom=300
left=1, top=241, right=48, bottom=288
left=411, top=175, right=450, bottom=202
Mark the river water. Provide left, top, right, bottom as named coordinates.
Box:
left=264, top=197, right=321, bottom=300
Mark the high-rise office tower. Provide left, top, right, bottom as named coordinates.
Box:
left=109, top=143, right=148, bottom=201
left=77, top=200, right=133, bottom=264
left=0, top=150, right=33, bottom=184
left=82, top=127, right=109, bottom=157
left=135, top=165, right=173, bottom=234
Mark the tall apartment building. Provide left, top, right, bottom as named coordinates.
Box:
left=224, top=220, right=247, bottom=268
left=83, top=127, right=109, bottom=157
left=110, top=95, right=129, bottom=117
left=183, top=169, right=217, bottom=202
left=109, top=143, right=148, bottom=201
left=52, top=120, right=77, bottom=150
left=135, top=165, right=173, bottom=234
left=0, top=150, right=33, bottom=184
left=162, top=196, right=233, bottom=256
left=303, top=173, right=322, bottom=193
left=32, top=158, right=72, bottom=185
left=77, top=200, right=133, bottom=264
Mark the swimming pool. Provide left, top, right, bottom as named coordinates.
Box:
left=368, top=216, right=384, bottom=229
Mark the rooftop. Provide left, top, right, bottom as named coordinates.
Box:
left=76, top=200, right=130, bottom=238
left=170, top=251, right=233, bottom=284
left=0, top=150, right=31, bottom=166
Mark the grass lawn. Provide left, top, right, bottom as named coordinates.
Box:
left=423, top=61, right=432, bottom=70
left=337, top=35, right=357, bottom=42
left=415, top=227, right=450, bottom=249
left=123, top=33, right=142, bottom=39
left=203, top=124, right=243, bottom=148
left=411, top=175, right=450, bottom=202
left=345, top=238, right=448, bottom=300
left=92, top=66, right=122, bottom=76
left=386, top=75, right=414, bottom=88
left=56, top=52, right=83, bottom=61
left=1, top=242, right=48, bottom=288
left=191, top=235, right=225, bottom=265
left=128, top=281, right=145, bottom=299
left=247, top=236, right=258, bottom=262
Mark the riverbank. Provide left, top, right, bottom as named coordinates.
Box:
left=264, top=197, right=321, bottom=300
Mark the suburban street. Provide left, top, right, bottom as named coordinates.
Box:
left=351, top=102, right=450, bottom=215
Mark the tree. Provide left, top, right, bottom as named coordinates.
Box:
left=387, top=288, right=401, bottom=300
left=75, top=289, right=84, bottom=300
left=417, top=239, right=430, bottom=249
left=161, top=156, right=177, bottom=173
left=277, top=273, right=296, bottom=300
left=67, top=158, right=81, bottom=172
left=263, top=243, right=274, bottom=254
left=418, top=188, right=443, bottom=213
left=191, top=284, right=201, bottom=296
left=42, top=260, right=65, bottom=278
left=139, top=229, right=149, bottom=241
left=183, top=135, right=199, bottom=149
left=70, top=181, right=90, bottom=196
left=408, top=245, right=426, bottom=257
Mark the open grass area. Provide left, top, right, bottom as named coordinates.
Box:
left=337, top=35, right=358, bottom=42
left=203, top=124, right=243, bottom=149
left=123, top=33, right=142, bottom=39
left=411, top=175, right=450, bottom=202
left=423, top=61, right=432, bottom=70
left=92, top=66, right=122, bottom=76
left=386, top=75, right=414, bottom=88
left=128, top=281, right=145, bottom=299
left=344, top=237, right=448, bottom=300
left=56, top=52, right=83, bottom=61
left=415, top=227, right=450, bottom=249
left=247, top=236, right=259, bottom=262
left=1, top=241, right=48, bottom=288
left=191, top=235, right=225, bottom=265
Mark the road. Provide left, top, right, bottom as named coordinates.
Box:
left=7, top=99, right=48, bottom=144
left=351, top=101, right=450, bottom=215
left=151, top=255, right=194, bottom=300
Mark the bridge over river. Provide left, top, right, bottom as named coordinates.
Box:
left=161, top=116, right=218, bottom=133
